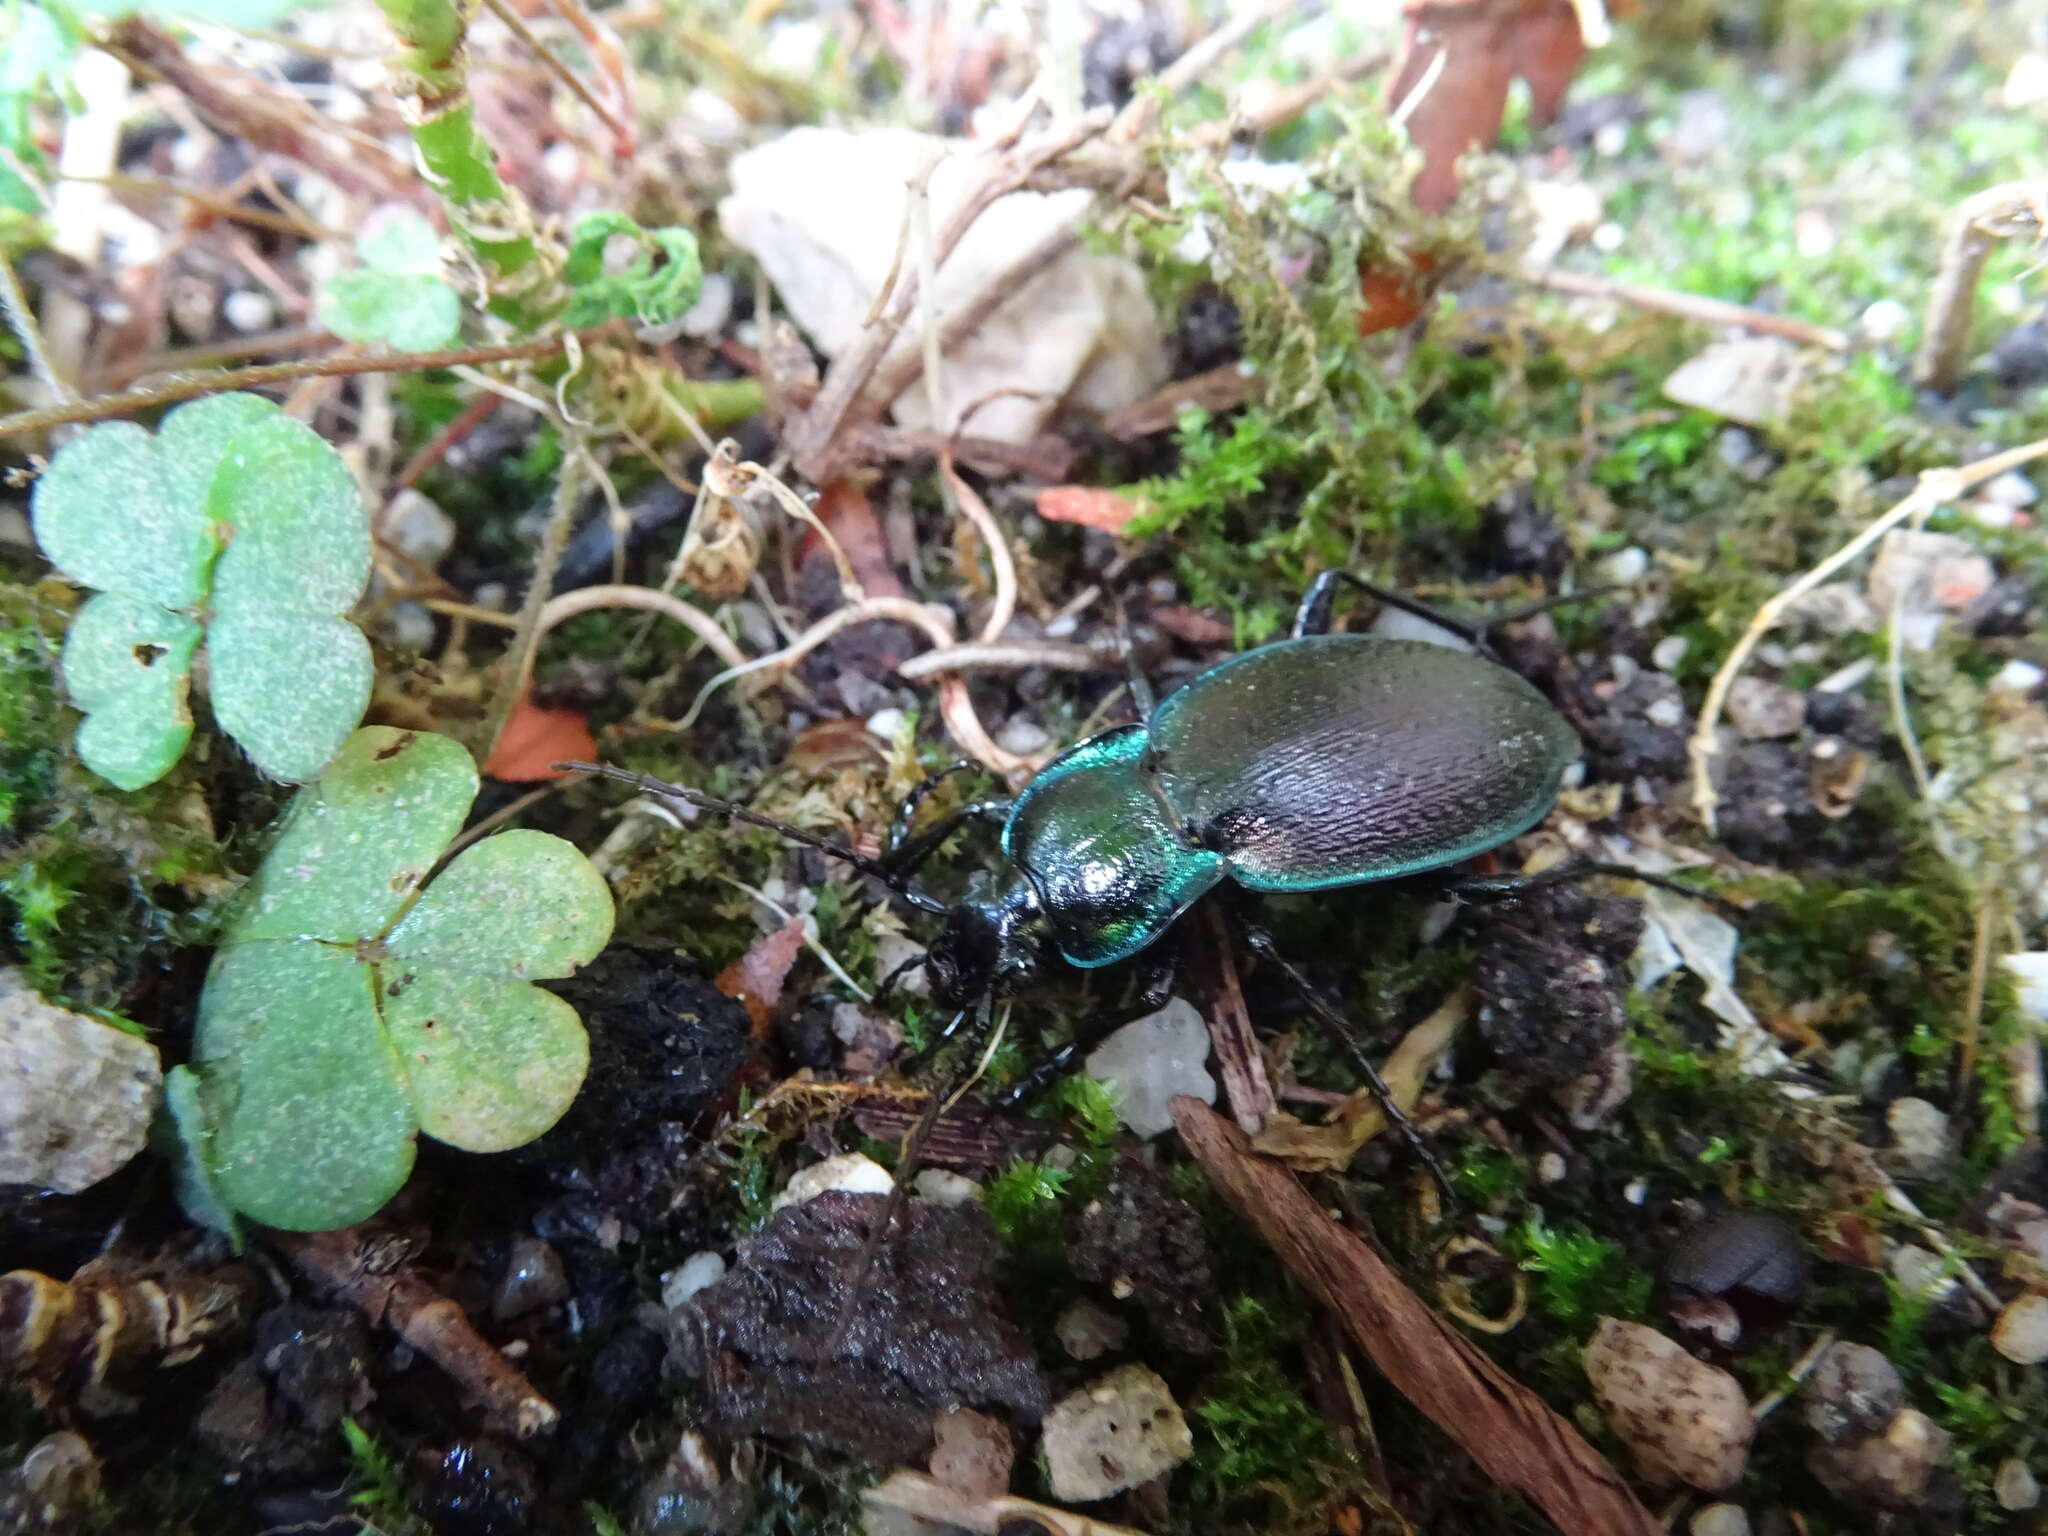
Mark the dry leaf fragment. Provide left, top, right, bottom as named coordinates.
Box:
left=481, top=690, right=597, bottom=781
left=1035, top=485, right=1143, bottom=533
left=715, top=914, right=808, bottom=1038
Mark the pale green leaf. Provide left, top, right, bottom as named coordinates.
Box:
left=208, top=409, right=371, bottom=615
left=209, top=610, right=374, bottom=783
left=560, top=212, right=702, bottom=329
left=384, top=971, right=589, bottom=1151
left=317, top=270, right=462, bottom=352
left=30, top=392, right=271, bottom=607
left=59, top=591, right=201, bottom=790
left=385, top=829, right=614, bottom=979
left=357, top=211, right=442, bottom=274
left=226, top=727, right=475, bottom=945
left=198, top=942, right=415, bottom=1232
left=161, top=1065, right=239, bottom=1239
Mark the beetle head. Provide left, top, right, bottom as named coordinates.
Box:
left=925, top=872, right=1047, bottom=1008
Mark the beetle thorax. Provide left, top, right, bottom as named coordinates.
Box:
left=925, top=871, right=1048, bottom=1007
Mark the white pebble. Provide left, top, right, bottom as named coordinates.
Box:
left=1651, top=635, right=1689, bottom=671
left=1645, top=696, right=1686, bottom=729
left=222, top=289, right=276, bottom=334
left=1996, top=1457, right=2041, bottom=1510
left=1691, top=1503, right=1751, bottom=1536
left=1537, top=1151, right=1568, bottom=1184
left=865, top=707, right=907, bottom=742
left=660, top=1251, right=726, bottom=1310
left=913, top=1169, right=979, bottom=1207
left=1886, top=1097, right=1951, bottom=1174
left=1725, top=676, right=1805, bottom=740
left=1584, top=1318, right=1753, bottom=1490
left=772, top=1151, right=894, bottom=1211
left=1601, top=546, right=1649, bottom=584
left=1992, top=1293, right=2048, bottom=1365
left=1084, top=997, right=1216, bottom=1137
left=1040, top=1365, right=1192, bottom=1502
left=1858, top=298, right=1909, bottom=344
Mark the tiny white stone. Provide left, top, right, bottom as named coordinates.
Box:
left=222, top=289, right=276, bottom=334
left=772, top=1151, right=894, bottom=1211
left=660, top=1251, right=726, bottom=1310
left=1992, top=1293, right=2048, bottom=1366
left=1980, top=470, right=2039, bottom=507
left=1691, top=1503, right=1751, bottom=1536
left=1886, top=1097, right=1951, bottom=1174
left=865, top=707, right=907, bottom=742
left=1537, top=1152, right=1568, bottom=1184
left=1996, top=1457, right=2041, bottom=1510
left=1602, top=546, right=1649, bottom=585
left=1624, top=1179, right=1648, bottom=1205
left=1815, top=657, right=1876, bottom=694
left=1594, top=121, right=1630, bottom=157
left=1652, top=635, right=1689, bottom=671
left=1041, top=1365, right=1192, bottom=1502
left=1645, top=695, right=1686, bottom=729
left=1858, top=298, right=1909, bottom=343
left=1085, top=997, right=1217, bottom=1137
left=1591, top=220, right=1626, bottom=252
left=913, top=1169, right=979, bottom=1207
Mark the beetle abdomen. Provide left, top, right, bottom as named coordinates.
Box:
left=1148, top=635, right=1577, bottom=892
left=1003, top=724, right=1227, bottom=969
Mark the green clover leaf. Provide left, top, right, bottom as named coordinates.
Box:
left=30, top=393, right=374, bottom=788
left=560, top=211, right=703, bottom=329
left=168, top=727, right=614, bottom=1232
left=316, top=210, right=462, bottom=352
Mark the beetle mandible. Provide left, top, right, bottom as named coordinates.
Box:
left=565, top=572, right=1603, bottom=1183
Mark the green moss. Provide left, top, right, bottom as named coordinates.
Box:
left=1180, top=1296, right=1341, bottom=1531
left=1514, top=1217, right=1652, bottom=1326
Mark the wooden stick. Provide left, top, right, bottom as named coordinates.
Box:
left=1524, top=266, right=1851, bottom=352
left=1194, top=906, right=1278, bottom=1133
left=1911, top=179, right=2048, bottom=393
left=1171, top=1099, right=1662, bottom=1536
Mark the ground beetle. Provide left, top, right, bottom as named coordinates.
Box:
left=564, top=572, right=1652, bottom=1187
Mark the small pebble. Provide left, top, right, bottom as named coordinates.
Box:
left=864, top=707, right=907, bottom=742
left=1803, top=1341, right=1904, bottom=1444
left=1645, top=695, right=1686, bottom=729
left=913, top=1169, right=979, bottom=1207
left=1808, top=1407, right=1950, bottom=1509
left=1991, top=1292, right=2048, bottom=1365
left=1980, top=470, right=2039, bottom=508
left=996, top=716, right=1052, bottom=756
left=1995, top=1457, right=2041, bottom=1511
left=1814, top=657, right=1876, bottom=693
left=929, top=1406, right=1012, bottom=1499
left=1725, top=676, right=1805, bottom=740
left=1602, top=546, right=1650, bottom=585
left=1886, top=1097, right=1951, bottom=1174
left=1858, top=298, right=1909, bottom=344
left=1888, top=1245, right=1965, bottom=1311
left=1583, top=1318, right=1753, bottom=1490
left=1084, top=997, right=1216, bottom=1137
left=772, top=1152, right=893, bottom=1211
left=1690, top=1504, right=1750, bottom=1536
left=1055, top=1297, right=1129, bottom=1362
left=660, top=1252, right=727, bottom=1311
left=222, top=289, right=276, bottom=334
left=383, top=489, right=457, bottom=570
left=493, top=1237, right=570, bottom=1321
left=1537, top=1151, right=1568, bottom=1184
left=0, top=968, right=162, bottom=1193
left=1040, top=1365, right=1192, bottom=1502
left=1651, top=635, right=1689, bottom=671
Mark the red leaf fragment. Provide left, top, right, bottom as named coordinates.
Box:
left=1034, top=485, right=1142, bottom=533
left=482, top=691, right=596, bottom=782
left=715, top=914, right=807, bottom=1040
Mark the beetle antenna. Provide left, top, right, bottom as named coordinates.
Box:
left=554, top=761, right=949, bottom=914
left=870, top=951, right=929, bottom=1013
left=1241, top=925, right=1457, bottom=1203
left=1443, top=859, right=1749, bottom=923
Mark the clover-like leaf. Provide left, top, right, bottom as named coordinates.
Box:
left=560, top=211, right=703, bottom=329
left=175, top=727, right=615, bottom=1232
left=31, top=393, right=374, bottom=789
left=316, top=209, right=462, bottom=353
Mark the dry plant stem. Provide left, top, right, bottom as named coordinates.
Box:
left=540, top=0, right=636, bottom=159
left=893, top=640, right=1117, bottom=680
left=1750, top=1330, right=1837, bottom=1423
left=102, top=326, right=337, bottom=390
left=1524, top=266, right=1851, bottom=351
left=865, top=1472, right=1149, bottom=1536
left=1881, top=499, right=1953, bottom=861
left=1195, top=905, right=1279, bottom=1132
left=1687, top=434, right=2048, bottom=831
left=1188, top=47, right=1392, bottom=148
left=1108, top=0, right=1307, bottom=141
left=1172, top=1100, right=1662, bottom=1536
left=481, top=454, right=584, bottom=763
left=937, top=452, right=1016, bottom=642
left=63, top=170, right=336, bottom=240
left=530, top=584, right=751, bottom=672
left=1955, top=893, right=1997, bottom=1113
left=272, top=1230, right=558, bottom=1437
left=0, top=330, right=608, bottom=440
left=0, top=250, right=78, bottom=403
left=106, top=18, right=417, bottom=205
left=477, top=0, right=631, bottom=153
left=1912, top=179, right=2048, bottom=393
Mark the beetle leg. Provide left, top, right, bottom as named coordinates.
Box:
left=880, top=800, right=1014, bottom=881
left=993, top=954, right=1183, bottom=1110
left=885, top=761, right=982, bottom=854
left=1293, top=569, right=1492, bottom=649
left=1238, top=921, right=1458, bottom=1203
left=1441, top=860, right=1747, bottom=922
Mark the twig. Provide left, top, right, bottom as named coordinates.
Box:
left=387, top=393, right=503, bottom=504
left=100, top=326, right=337, bottom=390
left=1103, top=361, right=1257, bottom=439
left=1955, top=893, right=1998, bottom=1112
left=1524, top=267, right=1852, bottom=351
left=936, top=452, right=1016, bottom=642
left=893, top=639, right=1117, bottom=680
left=1912, top=179, right=2048, bottom=394
left=1880, top=497, right=1953, bottom=860
left=1172, top=1100, right=1662, bottom=1536
left=272, top=1229, right=558, bottom=1437
left=1688, top=435, right=2048, bottom=832
left=1195, top=906, right=1279, bottom=1133
left=1188, top=47, right=1392, bottom=149
left=1108, top=0, right=1307, bottom=142
left=540, top=0, right=637, bottom=159
left=0, top=250, right=78, bottom=403
left=1750, top=1330, right=1836, bottom=1423
left=61, top=170, right=337, bottom=241
left=478, top=0, right=633, bottom=155
left=532, top=583, right=752, bottom=673
left=0, top=329, right=612, bottom=440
